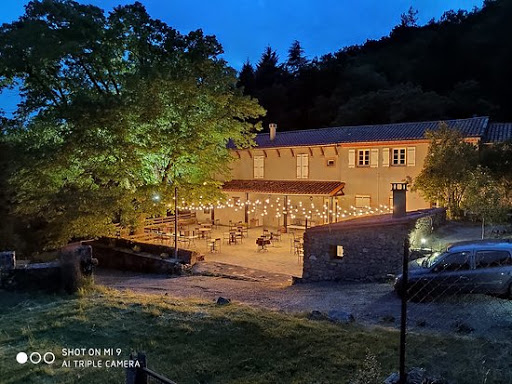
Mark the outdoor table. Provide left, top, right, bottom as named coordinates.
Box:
left=208, top=238, right=221, bottom=253
left=198, top=227, right=212, bottom=239
left=256, top=237, right=271, bottom=251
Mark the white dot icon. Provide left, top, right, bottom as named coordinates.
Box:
left=16, top=352, right=28, bottom=364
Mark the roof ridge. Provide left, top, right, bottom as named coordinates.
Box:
left=256, top=116, right=490, bottom=137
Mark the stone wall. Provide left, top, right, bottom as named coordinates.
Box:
left=3, top=245, right=95, bottom=292
left=302, top=208, right=446, bottom=282
left=84, top=237, right=203, bottom=274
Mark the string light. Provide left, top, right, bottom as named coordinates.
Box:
left=168, top=195, right=392, bottom=222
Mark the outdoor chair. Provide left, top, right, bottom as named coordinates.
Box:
left=270, top=232, right=281, bottom=242
left=293, top=238, right=303, bottom=258
left=208, top=238, right=221, bottom=253
left=297, top=247, right=304, bottom=263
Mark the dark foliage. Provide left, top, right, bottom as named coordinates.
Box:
left=238, top=0, right=511, bottom=131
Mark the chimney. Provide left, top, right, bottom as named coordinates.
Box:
left=391, top=182, right=408, bottom=218
left=269, top=123, right=277, bottom=141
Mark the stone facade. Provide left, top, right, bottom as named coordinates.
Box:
left=302, top=208, right=446, bottom=282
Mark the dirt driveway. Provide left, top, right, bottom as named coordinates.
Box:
left=95, top=263, right=512, bottom=340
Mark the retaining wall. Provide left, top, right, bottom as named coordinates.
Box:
left=84, top=237, right=203, bottom=274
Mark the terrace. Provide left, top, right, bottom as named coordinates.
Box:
left=125, top=217, right=305, bottom=277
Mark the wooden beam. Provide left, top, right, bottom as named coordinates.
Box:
left=308, top=147, right=313, bottom=156
left=262, top=149, right=267, bottom=158
left=333, top=145, right=339, bottom=156
left=290, top=148, right=295, bottom=157
left=276, top=149, right=281, bottom=157
left=319, top=147, right=325, bottom=157
left=235, top=150, right=241, bottom=159
left=247, top=150, right=252, bottom=159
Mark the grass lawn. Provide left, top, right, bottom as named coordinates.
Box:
left=0, top=285, right=510, bottom=384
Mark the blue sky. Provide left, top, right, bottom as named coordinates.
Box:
left=1, top=0, right=483, bottom=115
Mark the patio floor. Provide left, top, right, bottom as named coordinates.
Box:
left=181, top=227, right=304, bottom=277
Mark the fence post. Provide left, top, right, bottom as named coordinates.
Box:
left=126, top=352, right=147, bottom=384
left=399, top=237, right=410, bottom=384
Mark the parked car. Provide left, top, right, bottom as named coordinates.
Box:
left=394, top=240, right=512, bottom=301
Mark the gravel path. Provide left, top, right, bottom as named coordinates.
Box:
left=95, top=265, right=512, bottom=340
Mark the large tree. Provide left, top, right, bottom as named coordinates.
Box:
left=461, top=166, right=508, bottom=238
left=413, top=122, right=478, bottom=218
left=0, top=0, right=264, bottom=250
left=480, top=139, right=512, bottom=200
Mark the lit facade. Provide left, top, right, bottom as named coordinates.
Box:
left=195, top=117, right=510, bottom=228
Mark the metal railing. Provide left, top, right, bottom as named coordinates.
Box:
left=126, top=352, right=177, bottom=384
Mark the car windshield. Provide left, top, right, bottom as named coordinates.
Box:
left=423, top=252, right=446, bottom=268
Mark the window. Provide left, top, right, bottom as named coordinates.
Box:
left=355, top=195, right=371, bottom=208
left=330, top=245, right=344, bottom=260
left=296, top=154, right=309, bottom=179
left=326, top=159, right=336, bottom=167
left=253, top=155, right=264, bottom=179
left=475, top=251, right=512, bottom=268
left=392, top=148, right=406, bottom=165
left=435, top=251, right=471, bottom=272
left=357, top=149, right=370, bottom=166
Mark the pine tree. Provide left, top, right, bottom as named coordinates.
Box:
left=237, top=60, right=255, bottom=94
left=286, top=40, right=308, bottom=75
left=255, top=46, right=282, bottom=88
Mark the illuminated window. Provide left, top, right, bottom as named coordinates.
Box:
left=392, top=148, right=406, bottom=165
left=330, top=245, right=344, bottom=260
left=357, top=149, right=370, bottom=166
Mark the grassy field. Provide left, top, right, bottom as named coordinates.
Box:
left=0, top=286, right=510, bottom=384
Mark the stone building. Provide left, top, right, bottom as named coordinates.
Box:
left=302, top=208, right=447, bottom=282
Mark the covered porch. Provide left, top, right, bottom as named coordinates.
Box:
left=196, top=179, right=346, bottom=230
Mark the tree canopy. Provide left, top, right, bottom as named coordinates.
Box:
left=0, top=0, right=264, bottom=250
left=412, top=123, right=478, bottom=218
left=238, top=0, right=512, bottom=131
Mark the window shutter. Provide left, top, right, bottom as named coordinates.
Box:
left=382, top=148, right=390, bottom=167
left=296, top=155, right=302, bottom=178
left=348, top=149, right=355, bottom=168
left=370, top=148, right=379, bottom=168
left=302, top=154, right=309, bottom=178
left=407, top=147, right=416, bottom=167
left=254, top=156, right=264, bottom=178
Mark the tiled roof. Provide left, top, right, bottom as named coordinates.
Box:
left=222, top=180, right=345, bottom=196
left=241, top=117, right=489, bottom=149
left=484, top=123, right=512, bottom=143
